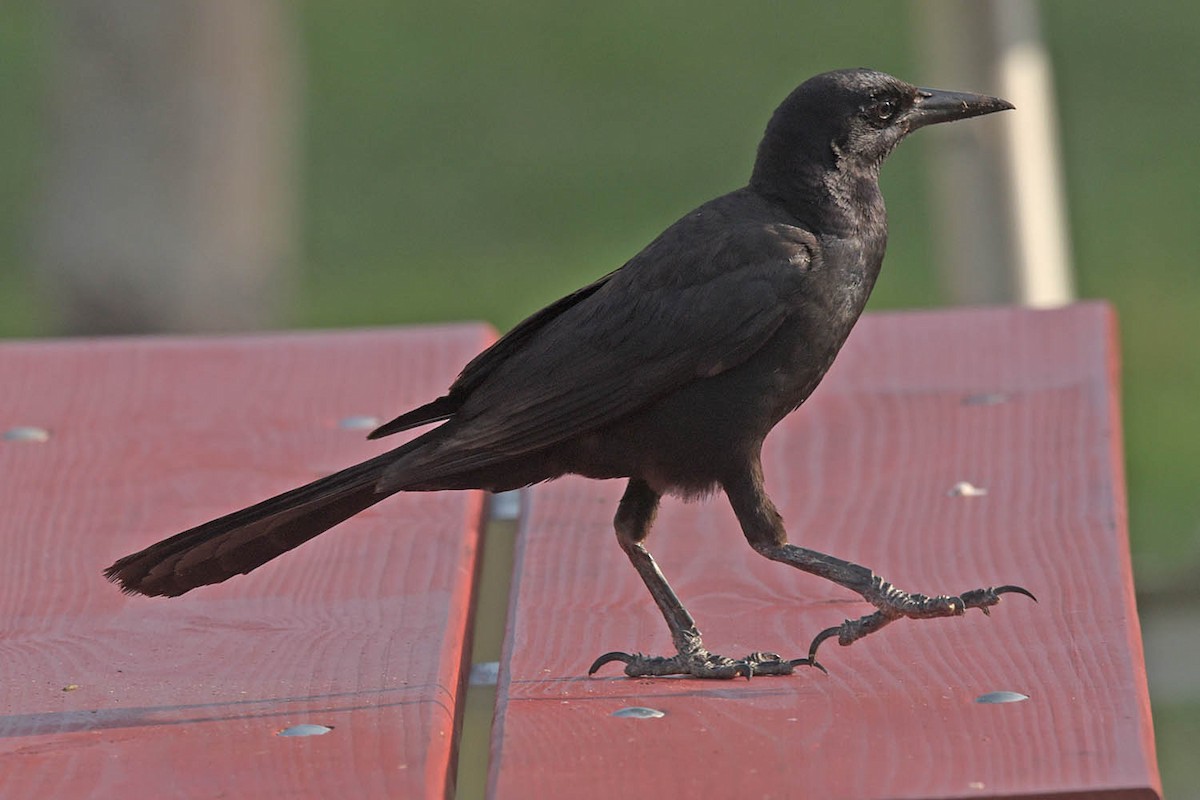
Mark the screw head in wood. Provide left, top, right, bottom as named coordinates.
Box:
left=3, top=426, right=50, bottom=442
left=612, top=706, right=665, bottom=719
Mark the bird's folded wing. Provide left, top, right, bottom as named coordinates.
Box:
left=397, top=233, right=812, bottom=479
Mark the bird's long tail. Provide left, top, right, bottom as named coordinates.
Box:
left=104, top=446, right=414, bottom=598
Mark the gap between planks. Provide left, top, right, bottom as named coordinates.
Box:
left=455, top=493, right=521, bottom=799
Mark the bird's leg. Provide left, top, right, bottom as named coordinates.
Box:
left=589, top=478, right=815, bottom=679
left=722, top=456, right=1034, bottom=665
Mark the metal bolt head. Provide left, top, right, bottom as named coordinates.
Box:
left=975, top=691, right=1029, bottom=704
left=277, top=723, right=334, bottom=737
left=3, top=426, right=50, bottom=442
left=612, top=706, right=665, bottom=719
left=337, top=415, right=379, bottom=431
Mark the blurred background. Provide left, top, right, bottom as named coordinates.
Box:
left=1, top=0, right=1195, bottom=794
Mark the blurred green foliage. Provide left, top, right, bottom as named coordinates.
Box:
left=0, top=2, right=1195, bottom=792
left=1041, top=2, right=1200, bottom=581
left=0, top=2, right=46, bottom=335
left=293, top=0, right=928, bottom=331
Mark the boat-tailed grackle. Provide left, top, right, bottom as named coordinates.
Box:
left=106, top=69, right=1033, bottom=678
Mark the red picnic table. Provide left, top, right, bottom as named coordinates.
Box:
left=0, top=303, right=1161, bottom=799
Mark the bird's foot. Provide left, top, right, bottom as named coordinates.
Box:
left=589, top=647, right=822, bottom=679
left=807, top=579, right=1036, bottom=661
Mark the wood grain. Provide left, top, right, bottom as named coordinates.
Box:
left=490, top=303, right=1161, bottom=799
left=0, top=324, right=494, bottom=799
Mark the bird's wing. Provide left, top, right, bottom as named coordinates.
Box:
left=368, top=271, right=616, bottom=439
left=393, top=212, right=818, bottom=480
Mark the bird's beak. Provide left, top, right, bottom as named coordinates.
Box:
left=908, top=87, right=1014, bottom=130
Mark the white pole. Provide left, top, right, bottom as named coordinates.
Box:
left=911, top=0, right=1075, bottom=308
left=991, top=0, right=1076, bottom=307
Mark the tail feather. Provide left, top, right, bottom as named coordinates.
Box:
left=105, top=447, right=408, bottom=598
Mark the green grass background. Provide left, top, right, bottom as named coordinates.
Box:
left=1, top=1, right=1195, bottom=794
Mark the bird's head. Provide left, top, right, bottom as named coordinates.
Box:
left=750, top=68, right=1012, bottom=221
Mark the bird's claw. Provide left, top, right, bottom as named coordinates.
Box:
left=987, top=584, right=1039, bottom=602
left=806, top=625, right=843, bottom=664
left=807, top=582, right=1037, bottom=662
left=588, top=651, right=637, bottom=675
left=588, top=648, right=821, bottom=679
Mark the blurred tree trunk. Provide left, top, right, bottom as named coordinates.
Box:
left=36, top=0, right=298, bottom=334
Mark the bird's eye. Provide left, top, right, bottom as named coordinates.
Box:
left=870, top=98, right=898, bottom=124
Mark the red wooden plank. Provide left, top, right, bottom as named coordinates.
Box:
left=490, top=303, right=1160, bottom=800
left=0, top=324, right=495, bottom=799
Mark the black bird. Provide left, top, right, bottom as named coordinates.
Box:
left=106, top=69, right=1033, bottom=678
